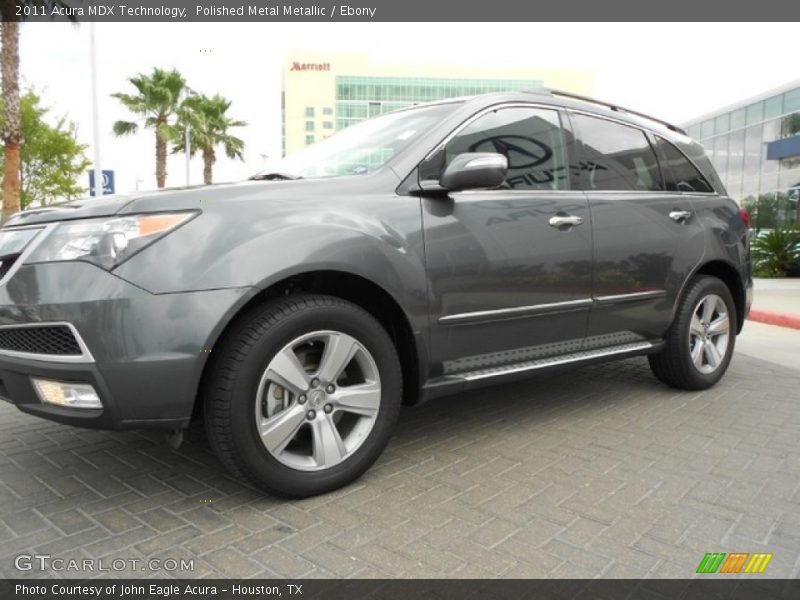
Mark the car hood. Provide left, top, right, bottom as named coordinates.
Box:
left=3, top=175, right=396, bottom=227
left=4, top=193, right=137, bottom=226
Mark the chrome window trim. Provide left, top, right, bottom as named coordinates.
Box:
left=453, top=189, right=584, bottom=196
left=0, top=321, right=95, bottom=364
left=0, top=223, right=58, bottom=286
left=439, top=298, right=593, bottom=325
left=576, top=189, right=718, bottom=197
left=449, top=189, right=712, bottom=197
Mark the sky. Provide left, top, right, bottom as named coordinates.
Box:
left=19, top=22, right=800, bottom=195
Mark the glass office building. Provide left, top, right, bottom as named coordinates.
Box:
left=684, top=81, right=800, bottom=228
left=281, top=53, right=594, bottom=156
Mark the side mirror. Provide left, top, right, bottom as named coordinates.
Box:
left=439, top=152, right=508, bottom=191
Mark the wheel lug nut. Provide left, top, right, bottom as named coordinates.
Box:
left=326, top=384, right=335, bottom=393
left=311, top=378, right=320, bottom=388
left=306, top=410, right=316, bottom=420
left=324, top=404, right=333, bottom=414
left=298, top=394, right=306, bottom=404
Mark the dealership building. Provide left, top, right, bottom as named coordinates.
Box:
left=281, top=53, right=593, bottom=156
left=684, top=80, right=800, bottom=228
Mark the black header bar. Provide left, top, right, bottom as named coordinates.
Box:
left=2, top=0, right=799, bottom=22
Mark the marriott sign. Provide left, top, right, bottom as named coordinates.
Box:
left=290, top=62, right=332, bottom=72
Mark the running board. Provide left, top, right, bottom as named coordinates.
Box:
left=443, top=341, right=657, bottom=382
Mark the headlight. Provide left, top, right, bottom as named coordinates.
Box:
left=26, top=212, right=196, bottom=270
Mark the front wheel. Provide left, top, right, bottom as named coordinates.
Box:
left=204, top=294, right=402, bottom=498
left=648, top=275, right=737, bottom=390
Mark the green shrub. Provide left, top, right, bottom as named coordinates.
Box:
left=751, top=227, right=800, bottom=277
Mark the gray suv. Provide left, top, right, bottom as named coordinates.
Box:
left=0, top=90, right=751, bottom=497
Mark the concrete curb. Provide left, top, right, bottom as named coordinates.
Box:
left=748, top=309, right=800, bottom=331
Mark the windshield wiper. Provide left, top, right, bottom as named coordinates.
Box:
left=249, top=172, right=303, bottom=181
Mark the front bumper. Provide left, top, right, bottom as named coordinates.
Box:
left=0, top=261, right=253, bottom=430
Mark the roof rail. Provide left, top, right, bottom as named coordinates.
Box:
left=526, top=88, right=686, bottom=135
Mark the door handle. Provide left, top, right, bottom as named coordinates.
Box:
left=669, top=210, right=692, bottom=223
left=549, top=215, right=584, bottom=229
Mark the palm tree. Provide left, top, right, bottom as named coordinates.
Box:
left=1, top=13, right=22, bottom=223
left=1, top=0, right=74, bottom=223
left=173, top=93, right=245, bottom=184
left=111, top=67, right=186, bottom=188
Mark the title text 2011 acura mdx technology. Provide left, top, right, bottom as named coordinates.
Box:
left=0, top=90, right=751, bottom=497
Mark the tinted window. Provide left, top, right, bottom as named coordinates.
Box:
left=422, top=107, right=570, bottom=190
left=572, top=114, right=661, bottom=192
left=653, top=136, right=714, bottom=193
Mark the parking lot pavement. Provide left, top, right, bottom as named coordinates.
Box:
left=0, top=353, right=798, bottom=580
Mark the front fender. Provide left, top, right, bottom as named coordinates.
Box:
left=115, top=204, right=427, bottom=310
left=113, top=193, right=430, bottom=371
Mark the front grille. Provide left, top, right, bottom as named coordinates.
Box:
left=0, top=325, right=82, bottom=356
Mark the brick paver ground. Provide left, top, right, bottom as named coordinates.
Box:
left=0, top=353, right=798, bottom=579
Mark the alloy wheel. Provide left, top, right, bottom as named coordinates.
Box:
left=688, top=294, right=730, bottom=375
left=254, top=330, right=382, bottom=471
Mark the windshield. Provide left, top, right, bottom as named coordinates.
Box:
left=260, top=103, right=459, bottom=179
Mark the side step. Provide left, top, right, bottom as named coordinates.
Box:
left=445, top=341, right=656, bottom=382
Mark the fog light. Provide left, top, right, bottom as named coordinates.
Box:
left=31, top=378, right=102, bottom=409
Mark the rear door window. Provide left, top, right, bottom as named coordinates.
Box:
left=571, top=113, right=662, bottom=191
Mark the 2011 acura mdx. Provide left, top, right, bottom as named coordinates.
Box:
left=0, top=90, right=751, bottom=497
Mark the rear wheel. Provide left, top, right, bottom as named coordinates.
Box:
left=648, top=275, right=736, bottom=390
left=204, top=294, right=402, bottom=498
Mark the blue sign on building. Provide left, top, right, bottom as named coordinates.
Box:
left=766, top=135, right=800, bottom=161
left=88, top=170, right=115, bottom=196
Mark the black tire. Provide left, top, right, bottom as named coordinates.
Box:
left=203, top=294, right=402, bottom=498
left=648, top=275, right=737, bottom=390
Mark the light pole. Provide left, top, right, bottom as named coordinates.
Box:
left=89, top=22, right=103, bottom=198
